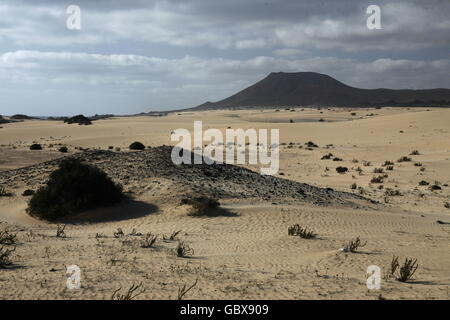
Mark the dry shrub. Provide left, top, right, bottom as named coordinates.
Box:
left=0, top=246, right=15, bottom=268
left=176, top=241, right=194, bottom=258
left=111, top=283, right=145, bottom=300
left=0, top=229, right=17, bottom=245
left=177, top=279, right=198, bottom=300
left=342, top=236, right=366, bottom=253
left=288, top=224, right=317, bottom=239
left=388, top=256, right=418, bottom=282
left=141, top=233, right=157, bottom=248
left=181, top=196, right=220, bottom=216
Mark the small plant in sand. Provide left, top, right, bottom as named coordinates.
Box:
left=0, top=229, right=17, bottom=245
left=111, top=283, right=145, bottom=300
left=164, top=230, right=181, bottom=241
left=305, top=141, right=318, bottom=148
left=342, top=237, right=366, bottom=253
left=0, top=186, right=10, bottom=197
left=128, top=228, right=143, bottom=236
left=388, top=256, right=419, bottom=282
left=397, top=156, right=412, bottom=163
left=181, top=196, right=220, bottom=216
left=176, top=241, right=194, bottom=258
left=335, top=166, right=348, bottom=174
left=29, top=143, right=42, bottom=150
left=373, top=168, right=384, bottom=173
left=410, top=150, right=420, bottom=155
left=321, top=153, right=333, bottom=160
left=113, top=228, right=124, bottom=238
left=0, top=246, right=15, bottom=268
left=386, top=165, right=394, bottom=171
left=384, top=189, right=402, bottom=196
left=56, top=225, right=66, bottom=238
left=350, top=183, right=358, bottom=190
left=382, top=160, right=394, bottom=166
left=444, top=202, right=450, bottom=209
left=95, top=233, right=107, bottom=239
left=370, top=175, right=384, bottom=184
left=362, top=160, right=371, bottom=167
left=177, top=279, right=198, bottom=300
left=129, top=141, right=146, bottom=150
left=288, top=224, right=317, bottom=239
left=58, top=146, right=68, bottom=153
left=141, top=233, right=157, bottom=248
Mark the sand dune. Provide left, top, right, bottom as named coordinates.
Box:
left=0, top=107, right=449, bottom=300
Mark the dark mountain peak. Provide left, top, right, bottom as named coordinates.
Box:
left=190, top=71, right=450, bottom=110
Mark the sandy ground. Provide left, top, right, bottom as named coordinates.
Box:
left=0, top=107, right=449, bottom=300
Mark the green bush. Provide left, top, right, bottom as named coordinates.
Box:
left=27, top=158, right=124, bottom=220
left=129, top=141, right=145, bottom=150
left=30, top=144, right=42, bottom=150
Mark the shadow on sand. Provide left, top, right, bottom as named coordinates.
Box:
left=190, top=206, right=240, bottom=218
left=58, top=200, right=159, bottom=224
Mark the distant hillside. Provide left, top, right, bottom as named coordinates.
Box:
left=192, top=72, right=450, bottom=110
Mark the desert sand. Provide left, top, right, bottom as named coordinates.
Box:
left=0, top=107, right=449, bottom=300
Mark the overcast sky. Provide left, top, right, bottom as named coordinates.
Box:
left=1, top=0, right=449, bottom=116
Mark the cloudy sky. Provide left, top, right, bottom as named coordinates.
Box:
left=1, top=0, right=449, bottom=116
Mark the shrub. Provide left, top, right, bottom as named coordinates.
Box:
left=0, top=229, right=17, bottom=245
left=386, top=165, right=394, bottom=171
left=64, top=115, right=92, bottom=125
left=321, top=153, right=333, bottom=160
left=333, top=157, right=343, bottom=162
left=167, top=230, right=181, bottom=241
left=444, top=202, right=450, bottom=209
left=382, top=161, right=394, bottom=166
left=141, top=233, right=157, bottom=248
left=397, top=156, right=411, bottom=163
left=385, top=189, right=402, bottom=196
left=56, top=225, right=66, bottom=238
left=373, top=168, right=384, bottom=173
left=27, top=158, right=124, bottom=220
left=181, top=196, right=220, bottom=216
left=22, top=189, right=34, bottom=196
left=288, top=224, right=317, bottom=239
left=0, top=246, right=15, bottom=268
left=30, top=144, right=42, bottom=150
left=336, top=167, right=348, bottom=174
left=113, top=228, right=124, bottom=238
left=342, top=237, right=366, bottom=253
left=350, top=183, right=357, bottom=190
left=410, top=150, right=420, bottom=155
left=371, top=176, right=384, bottom=183
left=129, top=141, right=145, bottom=150
left=111, top=283, right=145, bottom=300
left=362, top=160, right=371, bottom=167
left=305, top=141, right=318, bottom=148
left=177, top=279, right=198, bottom=300
left=0, top=186, right=9, bottom=197
left=388, top=256, right=418, bottom=282
left=176, top=241, right=194, bottom=258
left=58, top=146, right=68, bottom=153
